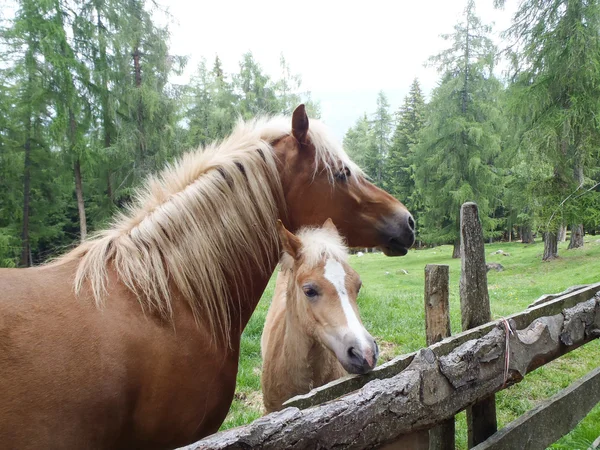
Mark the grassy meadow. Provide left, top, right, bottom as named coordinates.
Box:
left=222, top=235, right=600, bottom=449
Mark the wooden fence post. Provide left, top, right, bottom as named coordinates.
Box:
left=424, top=264, right=455, bottom=450
left=460, top=202, right=497, bottom=448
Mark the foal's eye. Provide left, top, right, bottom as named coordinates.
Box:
left=335, top=166, right=351, bottom=181
left=303, top=286, right=319, bottom=299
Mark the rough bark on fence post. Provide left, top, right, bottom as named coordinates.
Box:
left=425, top=264, right=454, bottom=450
left=460, top=202, right=497, bottom=448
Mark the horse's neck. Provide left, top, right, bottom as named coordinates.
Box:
left=282, top=298, right=341, bottom=390
left=233, top=255, right=279, bottom=336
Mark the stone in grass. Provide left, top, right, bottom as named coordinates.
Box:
left=486, top=262, right=504, bottom=272
left=491, top=249, right=511, bottom=256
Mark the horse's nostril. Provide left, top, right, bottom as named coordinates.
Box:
left=374, top=341, right=379, bottom=355
left=347, top=347, right=356, bottom=359
left=408, top=216, right=415, bottom=230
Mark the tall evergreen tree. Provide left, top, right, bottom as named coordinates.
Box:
left=499, top=0, right=600, bottom=258
left=1, top=0, right=56, bottom=266
left=235, top=52, right=278, bottom=118
left=388, top=79, right=426, bottom=235
left=414, top=0, right=505, bottom=258
left=365, top=91, right=392, bottom=187
left=343, top=114, right=372, bottom=170
left=46, top=0, right=93, bottom=241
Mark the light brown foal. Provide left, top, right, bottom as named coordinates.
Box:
left=262, top=219, right=378, bottom=412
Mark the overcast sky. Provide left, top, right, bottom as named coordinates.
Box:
left=160, top=0, right=518, bottom=138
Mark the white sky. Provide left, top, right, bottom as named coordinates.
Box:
left=160, top=0, right=518, bottom=138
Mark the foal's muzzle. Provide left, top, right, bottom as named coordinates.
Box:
left=343, top=338, right=379, bottom=375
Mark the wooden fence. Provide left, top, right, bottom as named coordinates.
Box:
left=182, top=203, right=600, bottom=450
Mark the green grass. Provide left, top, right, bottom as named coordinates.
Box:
left=221, top=236, right=600, bottom=449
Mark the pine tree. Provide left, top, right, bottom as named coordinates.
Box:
left=1, top=0, right=56, bottom=266
left=235, top=52, right=278, bottom=118
left=108, top=0, right=186, bottom=194
left=388, top=79, right=426, bottom=235
left=365, top=91, right=392, bottom=188
left=274, top=54, right=321, bottom=118
left=500, top=0, right=600, bottom=258
left=414, top=0, right=505, bottom=258
left=343, top=114, right=372, bottom=170
left=45, top=0, right=93, bottom=241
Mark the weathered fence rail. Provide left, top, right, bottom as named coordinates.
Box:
left=282, top=281, right=600, bottom=411
left=184, top=289, right=600, bottom=450
left=471, top=366, right=600, bottom=450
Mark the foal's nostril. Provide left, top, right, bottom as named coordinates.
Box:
left=408, top=216, right=415, bottom=231
left=374, top=341, right=379, bottom=356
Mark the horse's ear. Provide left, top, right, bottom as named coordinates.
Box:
left=277, top=220, right=302, bottom=259
left=291, top=104, right=309, bottom=146
left=322, top=218, right=338, bottom=233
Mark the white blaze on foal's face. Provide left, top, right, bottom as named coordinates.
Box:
left=303, top=257, right=378, bottom=375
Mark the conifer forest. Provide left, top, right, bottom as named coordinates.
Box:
left=1, top=0, right=599, bottom=267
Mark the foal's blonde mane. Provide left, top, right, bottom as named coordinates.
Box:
left=60, top=114, right=362, bottom=343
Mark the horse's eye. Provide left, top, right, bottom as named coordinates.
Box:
left=303, top=286, right=319, bottom=299
left=335, top=166, right=351, bottom=181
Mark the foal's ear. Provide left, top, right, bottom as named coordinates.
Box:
left=277, top=220, right=302, bottom=259
left=322, top=218, right=338, bottom=233
left=291, top=104, right=309, bottom=146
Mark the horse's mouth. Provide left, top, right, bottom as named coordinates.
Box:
left=381, top=238, right=409, bottom=256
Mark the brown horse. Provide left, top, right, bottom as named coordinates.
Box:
left=0, top=105, right=414, bottom=449
left=262, top=219, right=378, bottom=413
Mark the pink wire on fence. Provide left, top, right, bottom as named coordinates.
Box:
left=500, top=318, right=514, bottom=388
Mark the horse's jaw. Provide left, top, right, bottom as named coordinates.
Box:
left=380, top=242, right=409, bottom=257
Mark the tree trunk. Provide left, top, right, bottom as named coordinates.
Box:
left=461, top=7, right=470, bottom=116
left=568, top=224, right=584, bottom=249
left=74, top=159, right=87, bottom=241
left=96, top=6, right=116, bottom=205
left=568, top=161, right=585, bottom=249
left=69, top=108, right=87, bottom=242
left=20, top=132, right=32, bottom=267
left=133, top=43, right=145, bottom=164
left=568, top=164, right=584, bottom=249
left=106, top=171, right=113, bottom=202
left=558, top=224, right=567, bottom=242
left=521, top=226, right=534, bottom=244
left=452, top=239, right=461, bottom=259
left=543, top=232, right=558, bottom=261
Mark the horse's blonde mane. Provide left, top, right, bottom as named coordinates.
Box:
left=59, top=114, right=360, bottom=343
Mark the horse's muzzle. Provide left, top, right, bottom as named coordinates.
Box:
left=379, top=211, right=415, bottom=256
